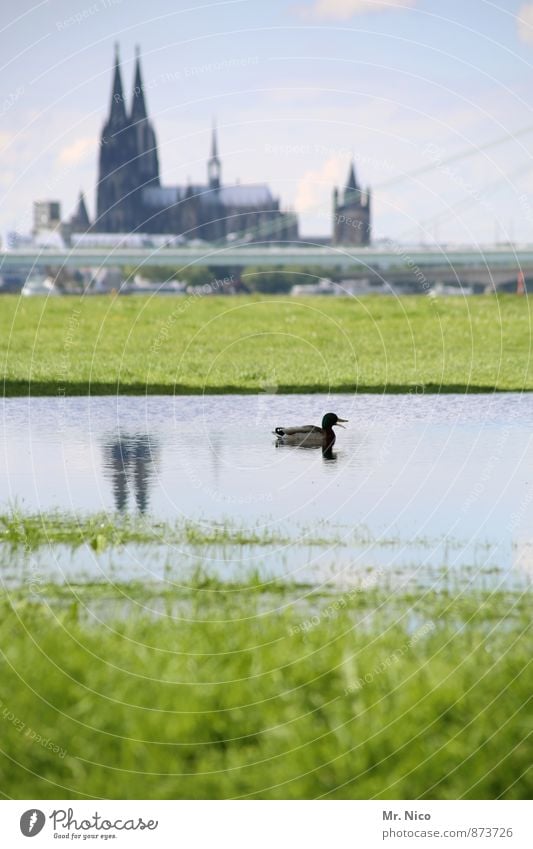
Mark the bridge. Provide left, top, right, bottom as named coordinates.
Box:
left=1, top=244, right=532, bottom=286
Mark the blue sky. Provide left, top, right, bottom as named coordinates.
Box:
left=2, top=0, right=533, bottom=242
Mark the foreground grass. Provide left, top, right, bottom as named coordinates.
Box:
left=0, top=584, right=530, bottom=799
left=1, top=295, right=532, bottom=394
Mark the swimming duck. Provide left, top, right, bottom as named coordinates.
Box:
left=274, top=412, right=348, bottom=449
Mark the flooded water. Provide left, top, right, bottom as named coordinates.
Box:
left=2, top=393, right=533, bottom=588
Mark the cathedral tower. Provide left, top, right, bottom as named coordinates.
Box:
left=96, top=44, right=137, bottom=232
left=96, top=44, right=160, bottom=232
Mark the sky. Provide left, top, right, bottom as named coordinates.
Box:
left=3, top=0, right=533, bottom=243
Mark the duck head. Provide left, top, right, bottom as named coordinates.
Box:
left=322, top=412, right=348, bottom=430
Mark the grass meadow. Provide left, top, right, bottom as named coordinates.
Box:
left=1, top=294, right=532, bottom=394
left=0, top=512, right=531, bottom=799
left=0, top=579, right=530, bottom=800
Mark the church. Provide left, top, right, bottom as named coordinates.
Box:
left=332, top=162, right=371, bottom=246
left=86, top=45, right=298, bottom=242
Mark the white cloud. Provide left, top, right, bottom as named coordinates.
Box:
left=302, top=0, right=416, bottom=22
left=294, top=155, right=348, bottom=218
left=57, top=137, right=94, bottom=167
left=0, top=133, right=14, bottom=157
left=517, top=3, right=533, bottom=44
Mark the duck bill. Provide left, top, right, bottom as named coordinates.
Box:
left=336, top=418, right=348, bottom=428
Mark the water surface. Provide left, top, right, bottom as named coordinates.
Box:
left=2, top=393, right=533, bottom=588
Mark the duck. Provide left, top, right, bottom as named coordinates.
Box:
left=274, top=412, right=348, bottom=449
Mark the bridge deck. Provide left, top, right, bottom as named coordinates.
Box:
left=1, top=245, right=532, bottom=270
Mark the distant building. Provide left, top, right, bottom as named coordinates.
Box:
left=69, top=192, right=90, bottom=232
left=332, top=162, right=371, bottom=246
left=61, top=192, right=91, bottom=245
left=33, top=200, right=61, bottom=234
left=32, top=200, right=65, bottom=247
left=91, top=44, right=297, bottom=243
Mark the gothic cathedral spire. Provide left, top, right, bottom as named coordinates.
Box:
left=108, top=42, right=127, bottom=129
left=128, top=44, right=160, bottom=193
left=130, top=44, right=147, bottom=123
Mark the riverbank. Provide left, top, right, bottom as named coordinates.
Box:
left=2, top=295, right=532, bottom=395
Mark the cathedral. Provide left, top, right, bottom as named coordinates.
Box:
left=89, top=45, right=298, bottom=242
left=332, top=162, right=371, bottom=246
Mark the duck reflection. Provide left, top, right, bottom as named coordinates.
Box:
left=275, top=441, right=338, bottom=462
left=322, top=446, right=338, bottom=462
left=102, top=434, right=160, bottom=513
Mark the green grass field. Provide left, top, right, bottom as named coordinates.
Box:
left=1, top=294, right=532, bottom=394
left=0, top=581, right=530, bottom=799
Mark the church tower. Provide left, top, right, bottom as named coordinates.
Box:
left=207, top=123, right=221, bottom=190
left=332, top=160, right=371, bottom=246
left=96, top=44, right=136, bottom=232
left=70, top=191, right=90, bottom=231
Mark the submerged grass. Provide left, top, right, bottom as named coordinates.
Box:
left=0, top=509, right=495, bottom=555
left=0, top=509, right=333, bottom=551
left=0, top=584, right=530, bottom=799
left=0, top=510, right=155, bottom=550
left=2, top=295, right=533, bottom=394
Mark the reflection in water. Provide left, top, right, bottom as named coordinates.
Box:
left=275, top=441, right=338, bottom=462
left=102, top=434, right=160, bottom=512
left=209, top=432, right=223, bottom=487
